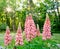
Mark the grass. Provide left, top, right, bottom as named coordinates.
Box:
left=0, top=31, right=60, bottom=47
left=52, top=33, right=60, bottom=44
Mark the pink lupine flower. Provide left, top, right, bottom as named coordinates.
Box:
left=42, top=13, right=51, bottom=40
left=4, top=26, right=12, bottom=46
left=36, top=24, right=40, bottom=36
left=24, top=15, right=37, bottom=41
left=15, top=23, right=24, bottom=45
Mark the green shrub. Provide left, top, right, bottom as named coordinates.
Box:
left=0, top=23, right=7, bottom=31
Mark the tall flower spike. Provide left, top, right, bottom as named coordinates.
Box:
left=36, top=24, right=40, bottom=36
left=4, top=26, right=12, bottom=46
left=42, top=13, right=51, bottom=40
left=24, top=15, right=37, bottom=41
left=15, top=22, right=24, bottom=45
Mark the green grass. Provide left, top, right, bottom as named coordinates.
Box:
left=0, top=32, right=60, bottom=47
left=52, top=33, right=60, bottom=44
left=0, top=33, right=4, bottom=46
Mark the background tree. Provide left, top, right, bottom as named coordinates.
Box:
left=0, top=0, right=60, bottom=33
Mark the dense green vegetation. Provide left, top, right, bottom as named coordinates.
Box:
left=0, top=0, right=60, bottom=33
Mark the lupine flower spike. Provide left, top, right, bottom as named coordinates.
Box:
left=42, top=13, right=51, bottom=40
left=24, top=15, right=37, bottom=41
left=4, top=26, right=12, bottom=46
left=36, top=24, right=40, bottom=36
left=15, top=22, right=24, bottom=45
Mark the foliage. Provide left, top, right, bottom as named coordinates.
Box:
left=0, top=0, right=60, bottom=33
left=0, top=23, right=7, bottom=31
left=6, top=36, right=59, bottom=49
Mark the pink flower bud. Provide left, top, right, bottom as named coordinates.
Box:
left=4, top=26, right=12, bottom=46
left=36, top=24, right=40, bottom=36
left=42, top=13, right=51, bottom=40
left=15, top=23, right=24, bottom=45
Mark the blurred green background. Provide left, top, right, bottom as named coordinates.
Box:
left=0, top=0, right=60, bottom=33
